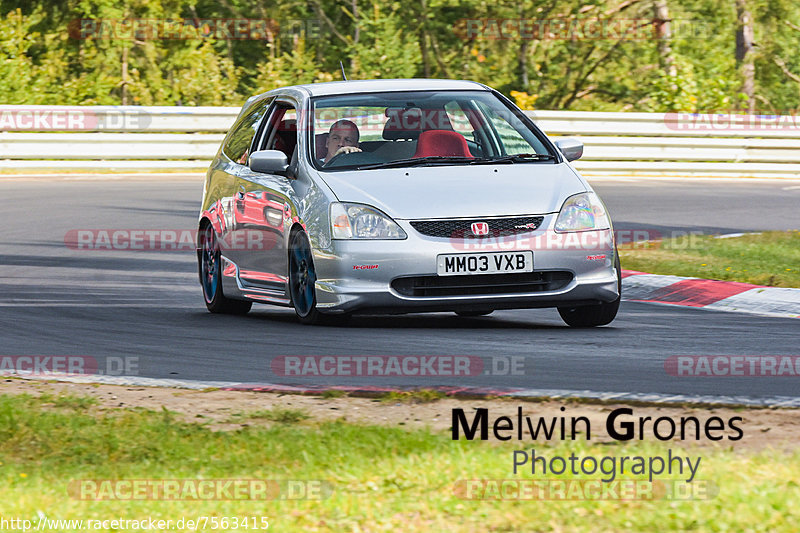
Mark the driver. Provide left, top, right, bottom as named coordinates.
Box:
left=322, top=120, right=362, bottom=164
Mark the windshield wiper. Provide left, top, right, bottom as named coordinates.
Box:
left=470, top=153, right=555, bottom=164
left=358, top=156, right=478, bottom=170
left=357, top=153, right=555, bottom=170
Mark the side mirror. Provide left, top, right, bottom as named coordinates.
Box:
left=554, top=138, right=584, bottom=162
left=249, top=150, right=289, bottom=175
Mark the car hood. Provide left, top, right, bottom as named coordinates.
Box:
left=318, top=163, right=588, bottom=219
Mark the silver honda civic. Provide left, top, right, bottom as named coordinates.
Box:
left=197, top=79, right=620, bottom=327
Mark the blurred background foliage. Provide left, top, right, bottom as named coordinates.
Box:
left=1, top=0, right=799, bottom=111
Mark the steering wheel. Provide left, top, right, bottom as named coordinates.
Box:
left=322, top=152, right=346, bottom=167
left=322, top=148, right=359, bottom=167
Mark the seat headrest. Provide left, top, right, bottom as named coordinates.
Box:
left=279, top=119, right=297, bottom=131
left=315, top=133, right=329, bottom=159
left=274, top=119, right=298, bottom=159
left=383, top=108, right=423, bottom=140
left=413, top=130, right=474, bottom=159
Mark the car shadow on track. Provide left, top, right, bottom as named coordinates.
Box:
left=238, top=309, right=623, bottom=331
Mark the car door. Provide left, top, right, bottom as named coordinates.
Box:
left=213, top=97, right=272, bottom=268
left=231, top=99, right=299, bottom=292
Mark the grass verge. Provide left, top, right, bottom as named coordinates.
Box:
left=233, top=407, right=311, bottom=424
left=619, top=230, right=800, bottom=287
left=380, top=389, right=446, bottom=404
left=1, top=392, right=798, bottom=532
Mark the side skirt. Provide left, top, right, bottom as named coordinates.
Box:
left=220, top=255, right=292, bottom=307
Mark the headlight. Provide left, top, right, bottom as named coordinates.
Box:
left=330, top=202, right=407, bottom=240
left=554, top=192, right=610, bottom=232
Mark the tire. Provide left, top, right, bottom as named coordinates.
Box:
left=199, top=224, right=252, bottom=315
left=557, top=254, right=621, bottom=328
left=288, top=230, right=325, bottom=325
left=455, top=310, right=494, bottom=317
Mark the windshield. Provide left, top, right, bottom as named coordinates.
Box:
left=309, top=90, right=554, bottom=171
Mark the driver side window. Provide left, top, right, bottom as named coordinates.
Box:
left=258, top=103, right=298, bottom=161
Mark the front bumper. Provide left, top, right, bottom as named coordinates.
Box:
left=312, top=216, right=619, bottom=314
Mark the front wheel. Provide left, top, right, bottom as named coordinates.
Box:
left=199, top=225, right=252, bottom=315
left=288, top=231, right=325, bottom=324
left=557, top=255, right=621, bottom=328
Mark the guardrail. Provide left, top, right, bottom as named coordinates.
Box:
left=533, top=110, right=800, bottom=177
left=1, top=105, right=799, bottom=177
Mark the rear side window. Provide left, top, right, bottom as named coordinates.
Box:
left=223, top=99, right=271, bottom=164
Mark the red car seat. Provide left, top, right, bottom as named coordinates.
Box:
left=413, top=130, right=473, bottom=158
left=273, top=119, right=297, bottom=159
left=315, top=133, right=329, bottom=159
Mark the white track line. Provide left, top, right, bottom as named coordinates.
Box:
left=5, top=372, right=800, bottom=408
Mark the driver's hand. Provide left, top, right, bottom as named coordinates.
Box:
left=334, top=146, right=362, bottom=157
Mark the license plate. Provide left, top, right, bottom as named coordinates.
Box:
left=436, top=251, right=533, bottom=276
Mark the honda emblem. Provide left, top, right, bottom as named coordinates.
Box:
left=471, top=222, right=490, bottom=236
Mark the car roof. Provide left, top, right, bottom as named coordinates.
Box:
left=277, top=79, right=491, bottom=98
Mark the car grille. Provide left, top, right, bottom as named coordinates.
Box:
left=409, top=216, right=544, bottom=239
left=391, top=271, right=573, bottom=297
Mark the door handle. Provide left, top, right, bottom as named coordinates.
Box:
left=235, top=185, right=246, bottom=214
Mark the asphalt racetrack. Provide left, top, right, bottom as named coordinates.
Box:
left=0, top=175, right=797, bottom=404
